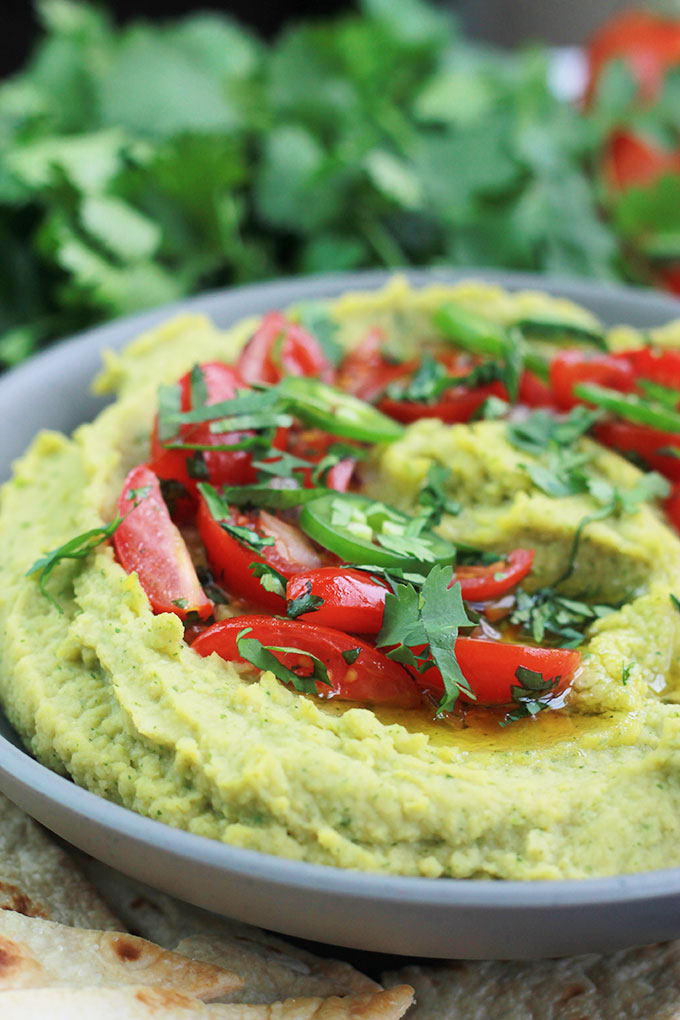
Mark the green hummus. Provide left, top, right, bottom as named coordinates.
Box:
left=2, top=277, right=680, bottom=880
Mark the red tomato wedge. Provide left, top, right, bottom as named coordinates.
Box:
left=286, top=568, right=389, bottom=632
left=197, top=492, right=325, bottom=613
left=616, top=347, right=680, bottom=391
left=237, top=312, right=335, bottom=386
left=283, top=429, right=358, bottom=492
left=603, top=130, right=680, bottom=192
left=150, top=362, right=260, bottom=507
left=518, top=371, right=556, bottom=408
left=594, top=420, right=680, bottom=481
left=378, top=381, right=507, bottom=425
left=415, top=638, right=580, bottom=708
left=191, top=615, right=422, bottom=706
left=586, top=9, right=680, bottom=104
left=336, top=328, right=418, bottom=403
left=114, top=465, right=213, bottom=622
left=450, top=549, right=534, bottom=602
left=549, top=350, right=636, bottom=410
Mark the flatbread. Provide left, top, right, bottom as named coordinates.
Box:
left=0, top=908, right=242, bottom=999
left=0, top=984, right=414, bottom=1019
left=0, top=792, right=120, bottom=928
left=78, top=857, right=378, bottom=1004
left=383, top=942, right=680, bottom=1019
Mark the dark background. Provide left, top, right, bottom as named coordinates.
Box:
left=1, top=1, right=353, bottom=77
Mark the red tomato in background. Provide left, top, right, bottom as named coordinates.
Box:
left=114, top=465, right=213, bottom=622
left=616, top=347, right=680, bottom=390
left=603, top=130, right=680, bottom=192
left=549, top=350, right=636, bottom=409
left=518, top=371, right=556, bottom=408
left=586, top=8, right=680, bottom=104
left=197, top=492, right=325, bottom=612
left=378, top=382, right=508, bottom=425
left=415, top=637, right=580, bottom=708
left=191, top=615, right=421, bottom=707
left=336, top=328, right=418, bottom=403
left=594, top=420, right=680, bottom=480
left=237, top=312, right=335, bottom=386
left=283, top=429, right=358, bottom=492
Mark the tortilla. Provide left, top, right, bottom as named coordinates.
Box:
left=0, top=908, right=242, bottom=998
left=383, top=941, right=680, bottom=1018
left=0, top=791, right=120, bottom=928
left=0, top=985, right=414, bottom=1019
left=78, top=857, right=379, bottom=1004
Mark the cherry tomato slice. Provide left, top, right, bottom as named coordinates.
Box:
left=237, top=312, right=335, bottom=386
left=197, top=493, right=325, bottom=613
left=617, top=347, right=680, bottom=391
left=284, top=429, right=358, bottom=492
left=114, top=465, right=212, bottom=622
left=286, top=568, right=389, bottom=632
left=191, top=615, right=421, bottom=707
left=415, top=637, right=580, bottom=707
left=150, top=362, right=259, bottom=509
left=378, top=381, right=507, bottom=425
left=549, top=350, right=636, bottom=410
left=336, top=328, right=418, bottom=403
left=518, top=370, right=556, bottom=408
left=594, top=420, right=680, bottom=480
left=450, top=549, right=535, bottom=602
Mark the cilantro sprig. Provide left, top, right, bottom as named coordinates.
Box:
left=26, top=517, right=123, bottom=612
left=376, top=564, right=474, bottom=713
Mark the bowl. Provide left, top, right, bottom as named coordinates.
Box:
left=1, top=267, right=680, bottom=960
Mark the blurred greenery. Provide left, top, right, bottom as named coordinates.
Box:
left=0, top=0, right=633, bottom=364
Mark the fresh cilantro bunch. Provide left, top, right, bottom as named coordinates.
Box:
left=0, top=0, right=621, bottom=367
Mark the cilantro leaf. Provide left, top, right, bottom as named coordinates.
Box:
left=27, top=516, right=123, bottom=612
left=287, top=581, right=324, bottom=619
left=236, top=627, right=330, bottom=695
left=249, top=562, right=287, bottom=598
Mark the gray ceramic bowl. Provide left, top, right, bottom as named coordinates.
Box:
left=1, top=268, right=680, bottom=960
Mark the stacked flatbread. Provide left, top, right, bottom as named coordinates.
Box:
left=0, top=789, right=679, bottom=1018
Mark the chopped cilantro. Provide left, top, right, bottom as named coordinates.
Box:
left=295, top=303, right=344, bottom=366
left=417, top=463, right=461, bottom=524
left=501, top=665, right=562, bottom=725
left=511, top=587, right=616, bottom=647
left=236, top=627, right=331, bottom=695
left=287, top=581, right=324, bottom=619
left=622, top=662, right=633, bottom=686
left=186, top=451, right=209, bottom=480
left=671, top=593, right=680, bottom=613
left=125, top=485, right=151, bottom=504
left=249, top=562, right=287, bottom=598
left=189, top=363, right=208, bottom=410
left=341, top=647, right=362, bottom=665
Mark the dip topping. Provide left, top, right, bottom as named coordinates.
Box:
left=26, top=299, right=680, bottom=725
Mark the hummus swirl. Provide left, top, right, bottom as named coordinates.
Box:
left=2, top=278, right=680, bottom=880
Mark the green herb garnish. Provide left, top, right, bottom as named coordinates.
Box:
left=287, top=581, right=324, bottom=619
left=27, top=517, right=123, bottom=612
left=236, top=627, right=331, bottom=695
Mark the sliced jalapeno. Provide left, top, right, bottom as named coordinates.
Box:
left=574, top=383, right=680, bottom=433
left=276, top=377, right=405, bottom=443
left=299, top=493, right=457, bottom=570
